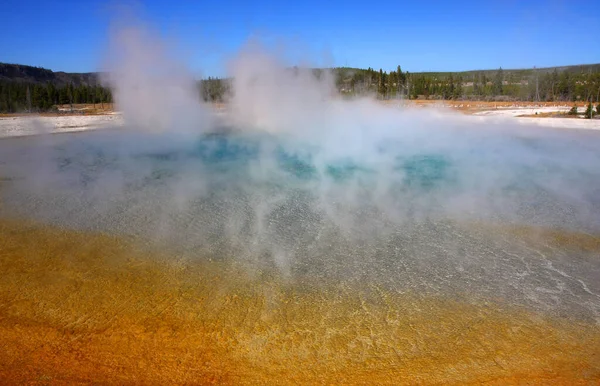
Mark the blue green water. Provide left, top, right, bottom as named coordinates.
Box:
left=1, top=128, right=600, bottom=322
left=133, top=134, right=453, bottom=189
left=3, top=129, right=598, bottom=232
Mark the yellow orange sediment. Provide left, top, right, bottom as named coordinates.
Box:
left=0, top=219, right=598, bottom=384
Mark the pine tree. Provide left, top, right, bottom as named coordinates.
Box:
left=32, top=84, right=43, bottom=111
left=396, top=65, right=404, bottom=95
left=550, top=69, right=559, bottom=100
left=378, top=69, right=384, bottom=98
left=66, top=83, right=73, bottom=110
left=454, top=75, right=463, bottom=100
left=96, top=86, right=104, bottom=109
left=494, top=67, right=504, bottom=96
left=26, top=85, right=31, bottom=112
left=387, top=71, right=396, bottom=98
left=7, top=85, right=12, bottom=113
left=584, top=102, right=595, bottom=119
left=46, top=82, right=56, bottom=108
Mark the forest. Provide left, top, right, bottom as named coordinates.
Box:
left=0, top=81, right=113, bottom=113
left=2, top=62, right=600, bottom=113
left=202, top=65, right=600, bottom=103
left=338, top=65, right=600, bottom=102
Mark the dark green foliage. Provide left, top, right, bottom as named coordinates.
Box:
left=0, top=80, right=112, bottom=113
left=493, top=68, right=504, bottom=96
left=328, top=64, right=600, bottom=101
left=396, top=65, right=403, bottom=95
left=568, top=105, right=578, bottom=115
left=0, top=63, right=111, bottom=113
left=378, top=69, right=387, bottom=98
left=2, top=62, right=600, bottom=110
left=584, top=102, right=595, bottom=119
left=200, top=77, right=230, bottom=102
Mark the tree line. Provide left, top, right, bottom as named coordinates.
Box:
left=334, top=66, right=600, bottom=102
left=3, top=64, right=600, bottom=113
left=199, top=65, right=600, bottom=103
left=0, top=81, right=113, bottom=113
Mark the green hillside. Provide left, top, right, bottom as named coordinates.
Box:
left=2, top=62, right=600, bottom=113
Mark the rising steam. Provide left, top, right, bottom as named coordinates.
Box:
left=1, top=19, right=600, bottom=324
left=101, top=18, right=212, bottom=135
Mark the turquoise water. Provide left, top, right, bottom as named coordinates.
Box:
left=1, top=128, right=600, bottom=322
left=2, top=129, right=600, bottom=232
left=135, top=134, right=453, bottom=188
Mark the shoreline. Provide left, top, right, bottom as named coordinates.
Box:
left=1, top=102, right=599, bottom=139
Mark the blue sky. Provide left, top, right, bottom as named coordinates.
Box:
left=1, top=0, right=598, bottom=77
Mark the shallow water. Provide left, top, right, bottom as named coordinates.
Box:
left=1, top=127, right=600, bottom=383
left=0, top=219, right=599, bottom=384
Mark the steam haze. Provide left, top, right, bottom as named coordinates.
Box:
left=1, top=18, right=600, bottom=327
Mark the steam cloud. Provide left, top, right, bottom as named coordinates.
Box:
left=1, top=18, right=600, bottom=323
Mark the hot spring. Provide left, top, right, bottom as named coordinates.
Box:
left=0, top=27, right=599, bottom=384
left=1, top=113, right=600, bottom=383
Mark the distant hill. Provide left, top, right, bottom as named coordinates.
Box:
left=0, top=63, right=100, bottom=87
left=331, top=63, right=600, bottom=81
left=0, top=64, right=110, bottom=113
left=2, top=61, right=600, bottom=86
left=402, top=63, right=600, bottom=80
left=1, top=61, right=599, bottom=111
left=331, top=63, right=600, bottom=102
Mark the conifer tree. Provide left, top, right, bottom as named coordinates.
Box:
left=26, top=85, right=31, bottom=112
left=584, top=102, right=595, bottom=119
left=378, top=69, right=384, bottom=98
left=494, top=67, right=504, bottom=96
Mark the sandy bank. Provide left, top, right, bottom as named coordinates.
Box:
left=1, top=105, right=599, bottom=139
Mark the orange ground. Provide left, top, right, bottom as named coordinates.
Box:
left=2, top=100, right=590, bottom=118
left=382, top=100, right=590, bottom=114
left=0, top=104, right=115, bottom=118
left=1, top=218, right=599, bottom=384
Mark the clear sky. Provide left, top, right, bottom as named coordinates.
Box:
left=1, top=0, right=599, bottom=77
